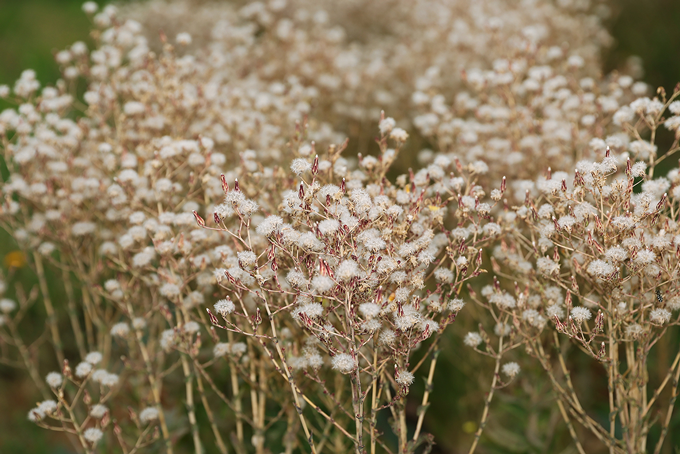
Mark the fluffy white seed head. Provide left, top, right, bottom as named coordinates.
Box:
left=502, top=362, right=520, bottom=378
left=331, top=353, right=356, bottom=374
left=571, top=307, right=592, bottom=324
left=395, top=370, right=415, bottom=387
left=90, top=404, right=108, bottom=419
left=214, top=299, right=235, bottom=316
left=46, top=372, right=62, bottom=388
left=464, top=332, right=483, bottom=348
left=84, top=428, right=103, bottom=444
left=140, top=407, right=160, bottom=423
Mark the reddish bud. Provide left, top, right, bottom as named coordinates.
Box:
left=62, top=359, right=72, bottom=378
left=454, top=158, right=463, bottom=173
left=598, top=342, right=606, bottom=359
left=192, top=211, right=205, bottom=227
left=207, top=308, right=219, bottom=325
left=656, top=193, right=667, bottom=211
left=312, top=155, right=319, bottom=174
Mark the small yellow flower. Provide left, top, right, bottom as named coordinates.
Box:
left=462, top=421, right=477, bottom=434
left=4, top=250, right=26, bottom=268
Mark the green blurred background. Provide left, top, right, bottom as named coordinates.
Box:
left=1, top=0, right=679, bottom=453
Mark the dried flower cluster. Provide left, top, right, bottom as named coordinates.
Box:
left=0, top=0, right=679, bottom=453
left=464, top=94, right=680, bottom=453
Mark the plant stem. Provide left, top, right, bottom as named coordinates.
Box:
left=412, top=346, right=439, bottom=442
left=468, top=335, right=503, bottom=454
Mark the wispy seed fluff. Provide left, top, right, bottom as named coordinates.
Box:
left=312, top=275, right=335, bottom=294
left=256, top=215, right=283, bottom=236
left=502, top=362, right=520, bottom=378
left=667, top=296, right=680, bottom=311
left=90, top=404, right=108, bottom=419
left=634, top=249, right=656, bottom=266
left=38, top=400, right=57, bottom=415
left=336, top=259, right=359, bottom=281
left=110, top=322, right=130, bottom=337
left=464, top=332, right=483, bottom=347
left=488, top=292, right=516, bottom=309
left=290, top=158, right=312, bottom=175
left=378, top=329, right=397, bottom=346
left=605, top=246, right=628, bottom=262
left=287, top=269, right=308, bottom=288
left=571, top=307, right=592, bottom=324
left=46, top=372, right=62, bottom=388
left=650, top=308, right=671, bottom=325
left=587, top=259, right=615, bottom=278
left=379, top=117, right=396, bottom=135
left=237, top=251, right=257, bottom=268
left=359, top=302, right=381, bottom=319
left=546, top=304, right=566, bottom=320
left=83, top=427, right=103, bottom=444
left=139, top=407, right=160, bottom=424
left=395, top=370, right=415, bottom=387
left=85, top=351, right=103, bottom=364
left=537, top=257, right=560, bottom=276
left=293, top=303, right=324, bottom=320
left=350, top=189, right=372, bottom=215
left=448, top=299, right=466, bottom=312
left=75, top=362, right=93, bottom=378
left=213, top=342, right=231, bottom=358
left=626, top=323, right=644, bottom=339
left=331, top=353, right=356, bottom=374
left=389, top=127, right=409, bottom=142
left=434, top=268, right=454, bottom=283
left=214, top=299, right=235, bottom=316
left=318, top=219, right=340, bottom=236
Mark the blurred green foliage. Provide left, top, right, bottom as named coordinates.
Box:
left=1, top=1, right=680, bottom=453
left=0, top=0, right=96, bottom=85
